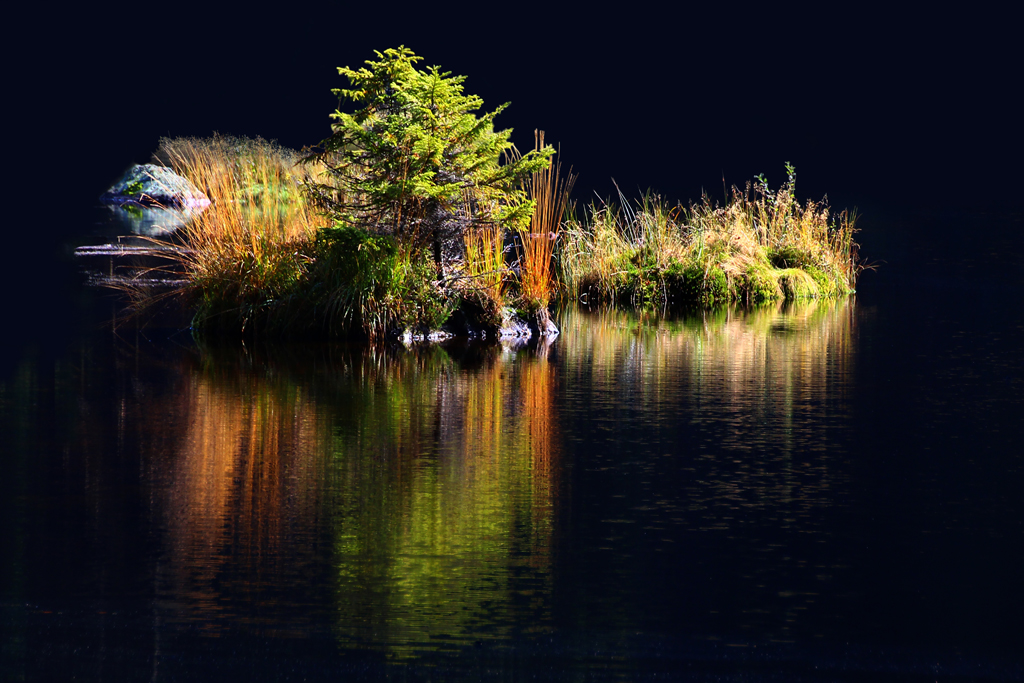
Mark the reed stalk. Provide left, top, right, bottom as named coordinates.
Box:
left=460, top=189, right=506, bottom=307
left=517, top=130, right=576, bottom=308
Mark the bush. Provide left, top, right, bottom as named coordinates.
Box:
left=310, top=226, right=454, bottom=340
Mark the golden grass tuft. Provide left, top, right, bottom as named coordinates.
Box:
left=148, top=135, right=330, bottom=329
left=518, top=130, right=576, bottom=308
left=459, top=190, right=507, bottom=307
left=558, top=165, right=860, bottom=306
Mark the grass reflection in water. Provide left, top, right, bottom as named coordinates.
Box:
left=162, top=341, right=558, bottom=657
left=556, top=300, right=857, bottom=642
left=560, top=299, right=854, bottom=462
left=151, top=300, right=855, bottom=656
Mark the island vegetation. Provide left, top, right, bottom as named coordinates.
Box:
left=115, top=46, right=861, bottom=341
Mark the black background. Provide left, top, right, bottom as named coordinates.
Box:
left=25, top=4, right=1018, bottom=206
left=4, top=6, right=1024, bottom=678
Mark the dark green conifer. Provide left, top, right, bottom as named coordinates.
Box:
left=302, top=46, right=553, bottom=265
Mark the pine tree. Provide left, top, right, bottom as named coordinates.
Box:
left=302, top=46, right=553, bottom=265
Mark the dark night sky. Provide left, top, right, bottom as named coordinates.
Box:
left=24, top=4, right=1022, bottom=212
left=5, top=3, right=1021, bottom=352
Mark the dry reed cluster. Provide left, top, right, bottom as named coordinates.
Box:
left=516, top=130, right=576, bottom=309
left=147, top=136, right=329, bottom=332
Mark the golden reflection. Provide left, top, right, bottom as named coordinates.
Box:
left=156, top=343, right=558, bottom=654
left=160, top=358, right=328, bottom=634
left=559, top=299, right=855, bottom=528
left=560, top=299, right=854, bottom=433
left=561, top=300, right=852, bottom=399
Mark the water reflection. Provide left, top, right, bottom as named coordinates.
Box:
left=561, top=298, right=854, bottom=462
left=556, top=300, right=857, bottom=641
left=155, top=302, right=855, bottom=651
left=1, top=299, right=863, bottom=671
left=159, top=354, right=329, bottom=636
left=158, top=342, right=558, bottom=656
left=103, top=203, right=204, bottom=236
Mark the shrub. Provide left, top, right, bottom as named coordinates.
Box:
left=310, top=226, right=454, bottom=340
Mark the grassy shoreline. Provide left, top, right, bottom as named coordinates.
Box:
left=119, top=137, right=860, bottom=341
left=558, top=165, right=859, bottom=309
left=109, top=48, right=861, bottom=341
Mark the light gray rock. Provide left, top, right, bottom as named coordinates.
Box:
left=498, top=308, right=532, bottom=339
left=102, top=203, right=203, bottom=237
left=100, top=164, right=210, bottom=209
left=531, top=307, right=560, bottom=337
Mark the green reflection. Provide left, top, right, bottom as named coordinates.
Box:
left=325, top=345, right=556, bottom=656
left=161, top=343, right=557, bottom=656
left=559, top=299, right=854, bottom=444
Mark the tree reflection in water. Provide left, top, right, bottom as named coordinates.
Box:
left=158, top=340, right=559, bottom=656
left=12, top=298, right=1024, bottom=678
left=4, top=300, right=855, bottom=664
left=156, top=301, right=855, bottom=654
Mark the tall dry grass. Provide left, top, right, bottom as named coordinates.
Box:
left=150, top=135, right=330, bottom=330
left=517, top=130, right=576, bottom=308
left=700, top=164, right=860, bottom=292
left=559, top=164, right=860, bottom=305
left=460, top=189, right=507, bottom=308
left=156, top=135, right=325, bottom=254
left=559, top=190, right=690, bottom=301
left=462, top=226, right=505, bottom=298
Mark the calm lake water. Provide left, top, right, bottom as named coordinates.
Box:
left=2, top=211, right=1023, bottom=681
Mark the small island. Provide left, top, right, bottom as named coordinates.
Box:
left=92, top=46, right=861, bottom=343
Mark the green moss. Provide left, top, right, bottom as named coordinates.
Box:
left=665, top=262, right=729, bottom=306
left=616, top=257, right=662, bottom=308
left=123, top=180, right=144, bottom=196
left=740, top=265, right=783, bottom=303
left=775, top=268, right=820, bottom=299
left=705, top=266, right=729, bottom=304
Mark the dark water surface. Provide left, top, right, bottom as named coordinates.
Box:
left=2, top=213, right=1023, bottom=681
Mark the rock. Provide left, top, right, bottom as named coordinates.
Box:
left=100, top=164, right=210, bottom=210
left=498, top=308, right=532, bottom=339
left=102, top=203, right=202, bottom=237
left=385, top=308, right=551, bottom=346
left=397, top=328, right=456, bottom=345
left=526, top=307, right=559, bottom=337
